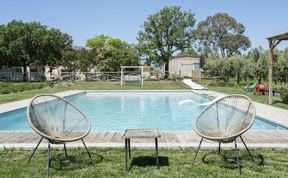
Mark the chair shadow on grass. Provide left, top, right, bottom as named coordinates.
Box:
left=50, top=151, right=103, bottom=173
left=201, top=150, right=264, bottom=170
left=130, top=156, right=169, bottom=169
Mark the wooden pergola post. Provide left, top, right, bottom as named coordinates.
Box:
left=268, top=39, right=273, bottom=105
left=267, top=33, right=288, bottom=105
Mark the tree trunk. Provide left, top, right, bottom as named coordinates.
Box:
left=23, top=65, right=27, bottom=82
left=237, top=73, right=240, bottom=85
left=50, top=67, right=53, bottom=75
left=164, top=62, right=169, bottom=79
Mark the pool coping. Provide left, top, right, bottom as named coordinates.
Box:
left=0, top=90, right=86, bottom=114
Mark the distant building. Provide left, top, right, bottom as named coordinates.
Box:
left=0, top=65, right=61, bottom=81
left=168, top=55, right=201, bottom=80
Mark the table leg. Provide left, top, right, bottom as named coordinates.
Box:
left=155, top=138, right=159, bottom=169
left=128, top=139, right=131, bottom=159
left=125, top=138, right=128, bottom=171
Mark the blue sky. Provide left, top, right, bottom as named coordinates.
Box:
left=1, top=0, right=288, bottom=50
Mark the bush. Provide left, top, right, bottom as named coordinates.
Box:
left=0, top=82, right=48, bottom=94
left=281, top=91, right=288, bottom=102
left=0, top=83, right=13, bottom=94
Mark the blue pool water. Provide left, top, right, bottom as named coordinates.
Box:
left=0, top=91, right=286, bottom=131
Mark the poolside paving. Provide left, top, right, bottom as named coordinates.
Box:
left=1, top=131, right=288, bottom=149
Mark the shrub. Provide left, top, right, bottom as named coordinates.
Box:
left=0, top=82, right=48, bottom=94
left=281, top=91, right=288, bottom=103
left=0, top=83, right=13, bottom=94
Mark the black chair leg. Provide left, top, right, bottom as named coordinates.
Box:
left=125, top=138, right=128, bottom=171
left=192, top=138, right=203, bottom=166
left=81, top=139, right=94, bottom=165
left=47, top=141, right=51, bottom=177
left=234, top=139, right=241, bottom=175
left=218, top=142, right=221, bottom=155
left=240, top=136, right=255, bottom=162
left=28, top=137, right=43, bottom=163
left=155, top=138, right=159, bottom=169
left=128, top=139, right=131, bottom=159
left=64, top=143, right=68, bottom=157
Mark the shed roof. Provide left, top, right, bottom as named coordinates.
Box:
left=172, top=55, right=199, bottom=59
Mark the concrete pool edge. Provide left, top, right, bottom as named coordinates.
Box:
left=0, top=90, right=86, bottom=114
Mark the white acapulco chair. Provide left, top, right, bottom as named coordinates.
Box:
left=192, top=94, right=256, bottom=175
left=26, top=94, right=93, bottom=177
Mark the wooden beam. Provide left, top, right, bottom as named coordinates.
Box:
left=267, top=32, right=288, bottom=41
left=268, top=39, right=273, bottom=105
left=272, top=40, right=282, bottom=49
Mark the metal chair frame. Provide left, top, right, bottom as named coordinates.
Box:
left=26, top=94, right=94, bottom=177
left=192, top=94, right=256, bottom=175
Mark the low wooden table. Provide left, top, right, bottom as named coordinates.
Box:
left=123, top=128, right=161, bottom=170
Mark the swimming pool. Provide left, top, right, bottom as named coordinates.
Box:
left=0, top=91, right=287, bottom=131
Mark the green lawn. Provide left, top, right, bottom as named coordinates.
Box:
left=197, top=79, right=288, bottom=109
left=207, top=85, right=288, bottom=110
left=1, top=148, right=287, bottom=177
left=0, top=81, right=189, bottom=104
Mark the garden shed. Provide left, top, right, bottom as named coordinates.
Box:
left=169, top=55, right=201, bottom=80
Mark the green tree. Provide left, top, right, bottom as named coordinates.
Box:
left=0, top=20, right=45, bottom=80
left=278, top=47, right=288, bottom=83
left=241, top=58, right=255, bottom=82
left=61, top=47, right=93, bottom=81
left=246, top=46, right=263, bottom=62
left=230, top=55, right=245, bottom=84
left=254, top=51, right=269, bottom=82
left=0, top=20, right=72, bottom=81
left=61, top=48, right=79, bottom=72
left=204, top=55, right=233, bottom=83
left=41, top=28, right=73, bottom=72
left=87, top=35, right=138, bottom=71
left=278, top=52, right=288, bottom=83
left=137, top=6, right=196, bottom=77
left=176, top=49, right=198, bottom=57
left=194, top=13, right=251, bottom=57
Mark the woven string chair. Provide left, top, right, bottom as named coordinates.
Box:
left=26, top=94, right=93, bottom=177
left=192, top=94, right=256, bottom=175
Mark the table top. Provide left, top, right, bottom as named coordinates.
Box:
left=123, top=128, right=161, bottom=139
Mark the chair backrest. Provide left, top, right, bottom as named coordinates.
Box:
left=27, top=94, right=91, bottom=143
left=194, top=94, right=256, bottom=142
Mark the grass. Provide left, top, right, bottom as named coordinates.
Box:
left=207, top=85, right=288, bottom=110
left=1, top=148, right=288, bottom=177
left=0, top=82, right=48, bottom=94
left=197, top=79, right=288, bottom=110
left=0, top=81, right=189, bottom=104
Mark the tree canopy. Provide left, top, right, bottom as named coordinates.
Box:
left=203, top=47, right=288, bottom=85
left=137, top=6, right=196, bottom=76
left=86, top=34, right=138, bottom=72
left=0, top=20, right=72, bottom=80
left=194, top=13, right=251, bottom=57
